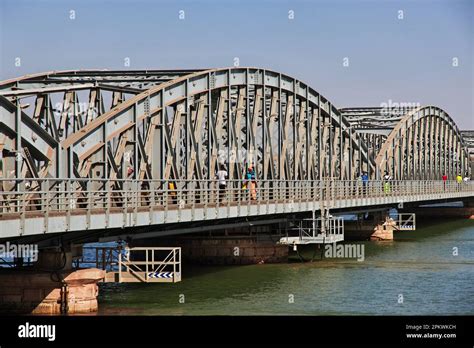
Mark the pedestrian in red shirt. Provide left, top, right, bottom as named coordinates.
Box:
left=442, top=174, right=447, bottom=190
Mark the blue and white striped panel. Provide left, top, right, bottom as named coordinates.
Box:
left=148, top=272, right=174, bottom=279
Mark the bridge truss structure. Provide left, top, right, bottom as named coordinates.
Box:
left=0, top=68, right=380, bottom=186
left=0, top=68, right=470, bottom=207
left=341, top=107, right=470, bottom=179
left=461, top=130, right=474, bottom=172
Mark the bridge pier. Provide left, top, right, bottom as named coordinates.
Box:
left=344, top=210, right=395, bottom=241
left=178, top=236, right=288, bottom=265
left=131, top=226, right=288, bottom=265
left=0, top=246, right=105, bottom=314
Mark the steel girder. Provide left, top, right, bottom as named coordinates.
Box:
left=460, top=130, right=474, bottom=176
left=0, top=68, right=375, bottom=186
left=461, top=131, right=474, bottom=158
left=341, top=106, right=417, bottom=178
left=374, top=106, right=470, bottom=179
left=0, top=69, right=204, bottom=184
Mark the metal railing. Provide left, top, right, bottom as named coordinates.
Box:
left=397, top=213, right=416, bottom=231
left=0, top=178, right=472, bottom=231
left=74, top=246, right=123, bottom=270
left=74, top=246, right=181, bottom=283
left=118, top=247, right=181, bottom=283
left=280, top=215, right=345, bottom=245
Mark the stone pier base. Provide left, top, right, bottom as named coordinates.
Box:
left=183, top=238, right=288, bottom=264
left=134, top=236, right=288, bottom=265
left=345, top=210, right=395, bottom=241
left=370, top=220, right=395, bottom=241
left=0, top=268, right=105, bottom=314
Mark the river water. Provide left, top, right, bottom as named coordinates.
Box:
left=97, top=219, right=474, bottom=315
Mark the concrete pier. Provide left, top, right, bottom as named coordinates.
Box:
left=0, top=248, right=105, bottom=314
left=0, top=268, right=105, bottom=314
left=369, top=218, right=396, bottom=241
left=133, top=234, right=288, bottom=265
left=179, top=237, right=288, bottom=265
left=344, top=210, right=395, bottom=241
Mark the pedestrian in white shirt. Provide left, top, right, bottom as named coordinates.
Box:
left=216, top=165, right=228, bottom=202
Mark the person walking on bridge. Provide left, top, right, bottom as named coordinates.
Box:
left=355, top=172, right=362, bottom=196
left=456, top=174, right=463, bottom=191
left=216, top=164, right=228, bottom=202
left=361, top=171, right=368, bottom=195
left=442, top=173, right=448, bottom=190
left=383, top=171, right=392, bottom=194
left=463, top=172, right=470, bottom=184
left=246, top=166, right=257, bottom=200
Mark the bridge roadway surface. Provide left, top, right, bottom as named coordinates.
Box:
left=0, top=179, right=472, bottom=241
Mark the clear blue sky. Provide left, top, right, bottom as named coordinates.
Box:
left=0, top=0, right=472, bottom=128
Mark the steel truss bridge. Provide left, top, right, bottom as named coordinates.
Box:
left=0, top=68, right=472, bottom=241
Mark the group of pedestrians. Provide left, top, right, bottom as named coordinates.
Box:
left=216, top=164, right=471, bottom=202
left=456, top=172, right=470, bottom=183
left=443, top=173, right=470, bottom=183
left=215, top=164, right=257, bottom=202
left=358, top=171, right=473, bottom=195
left=356, top=170, right=393, bottom=195
left=453, top=172, right=470, bottom=190
left=358, top=171, right=392, bottom=194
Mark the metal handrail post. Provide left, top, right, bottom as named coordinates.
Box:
left=145, top=249, right=149, bottom=282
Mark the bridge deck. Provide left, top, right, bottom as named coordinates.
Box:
left=0, top=179, right=472, bottom=239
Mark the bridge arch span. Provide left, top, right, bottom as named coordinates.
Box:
left=375, top=106, right=469, bottom=179
left=0, top=68, right=375, bottom=184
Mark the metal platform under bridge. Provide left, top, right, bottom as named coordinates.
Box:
left=396, top=213, right=416, bottom=231
left=279, top=215, right=344, bottom=246
left=76, top=246, right=181, bottom=283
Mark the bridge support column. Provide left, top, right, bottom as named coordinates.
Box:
left=344, top=210, right=394, bottom=241
left=34, top=247, right=74, bottom=270
left=132, top=229, right=288, bottom=265
left=0, top=247, right=105, bottom=314
left=178, top=237, right=288, bottom=265
left=370, top=216, right=395, bottom=241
